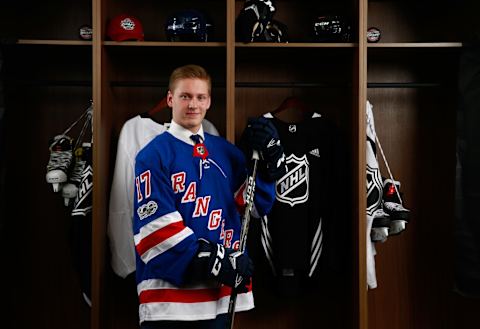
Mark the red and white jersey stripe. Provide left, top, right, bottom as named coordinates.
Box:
left=137, top=278, right=253, bottom=322
left=134, top=211, right=194, bottom=264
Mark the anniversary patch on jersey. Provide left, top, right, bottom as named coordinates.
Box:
left=137, top=200, right=158, bottom=220
left=275, top=154, right=309, bottom=206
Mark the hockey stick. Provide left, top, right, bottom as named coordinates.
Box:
left=225, top=150, right=260, bottom=329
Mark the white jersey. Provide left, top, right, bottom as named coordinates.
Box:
left=107, top=115, right=219, bottom=278
left=366, top=100, right=381, bottom=289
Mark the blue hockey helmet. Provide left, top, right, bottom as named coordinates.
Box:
left=165, top=10, right=210, bottom=42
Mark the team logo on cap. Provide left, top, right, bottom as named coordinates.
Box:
left=120, top=18, right=136, bottom=31
left=107, top=14, right=144, bottom=41
left=275, top=154, right=309, bottom=206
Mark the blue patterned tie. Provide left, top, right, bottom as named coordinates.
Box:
left=190, top=134, right=202, bottom=145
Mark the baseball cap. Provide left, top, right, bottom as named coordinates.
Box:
left=107, top=14, right=144, bottom=41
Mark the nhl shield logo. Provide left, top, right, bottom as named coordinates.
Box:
left=276, top=154, right=309, bottom=206
left=366, top=164, right=383, bottom=216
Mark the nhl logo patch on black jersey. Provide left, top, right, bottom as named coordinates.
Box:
left=275, top=154, right=309, bottom=206
left=366, top=164, right=383, bottom=216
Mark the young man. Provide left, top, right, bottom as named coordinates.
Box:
left=133, top=64, right=286, bottom=328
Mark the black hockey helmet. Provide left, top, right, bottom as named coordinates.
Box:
left=236, top=0, right=276, bottom=43
left=312, top=15, right=351, bottom=42
left=251, top=19, right=287, bottom=43
left=165, top=9, right=211, bottom=42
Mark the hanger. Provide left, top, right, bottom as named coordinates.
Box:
left=147, top=96, right=169, bottom=116
left=272, top=96, right=310, bottom=115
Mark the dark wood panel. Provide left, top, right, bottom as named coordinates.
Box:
left=105, top=270, right=139, bottom=329
left=233, top=46, right=355, bottom=329
left=0, top=43, right=93, bottom=329
left=1, top=86, right=92, bottom=329
left=366, top=75, right=464, bottom=328
left=235, top=48, right=354, bottom=140
left=0, top=0, right=92, bottom=40
left=368, top=1, right=465, bottom=43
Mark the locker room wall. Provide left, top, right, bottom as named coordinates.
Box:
left=0, top=46, right=92, bottom=328
left=366, top=1, right=480, bottom=329
left=1, top=0, right=479, bottom=329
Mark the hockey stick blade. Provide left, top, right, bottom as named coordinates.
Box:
left=225, top=150, right=260, bottom=329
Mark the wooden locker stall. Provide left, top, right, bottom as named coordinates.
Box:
left=232, top=0, right=360, bottom=326
left=0, top=1, right=93, bottom=328
left=96, top=2, right=229, bottom=328
left=366, top=1, right=480, bottom=329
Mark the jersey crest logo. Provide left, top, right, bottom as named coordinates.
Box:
left=193, top=143, right=209, bottom=159
left=288, top=125, right=297, bottom=133
left=275, top=154, right=309, bottom=206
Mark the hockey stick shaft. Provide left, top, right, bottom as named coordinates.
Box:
left=225, top=150, right=260, bottom=329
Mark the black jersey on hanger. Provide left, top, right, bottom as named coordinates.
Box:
left=256, top=112, right=349, bottom=295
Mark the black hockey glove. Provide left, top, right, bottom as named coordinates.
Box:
left=190, top=238, right=253, bottom=292
left=240, top=117, right=287, bottom=181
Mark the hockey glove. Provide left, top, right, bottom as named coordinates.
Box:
left=191, top=238, right=253, bottom=292
left=240, top=117, right=287, bottom=181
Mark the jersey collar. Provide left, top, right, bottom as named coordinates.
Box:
left=168, top=120, right=205, bottom=146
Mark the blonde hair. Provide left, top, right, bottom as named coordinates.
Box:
left=169, top=64, right=211, bottom=95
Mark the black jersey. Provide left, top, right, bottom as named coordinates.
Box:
left=258, top=112, right=348, bottom=292
left=70, top=143, right=93, bottom=306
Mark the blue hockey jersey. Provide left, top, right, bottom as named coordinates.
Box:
left=133, top=122, right=274, bottom=322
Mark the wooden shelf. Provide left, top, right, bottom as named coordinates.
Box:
left=102, top=41, right=358, bottom=48
left=17, top=39, right=92, bottom=46
left=235, top=42, right=357, bottom=48
left=103, top=41, right=226, bottom=47
left=19, top=40, right=461, bottom=49
left=368, top=42, right=463, bottom=48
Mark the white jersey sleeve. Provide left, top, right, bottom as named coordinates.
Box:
left=108, top=116, right=166, bottom=278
